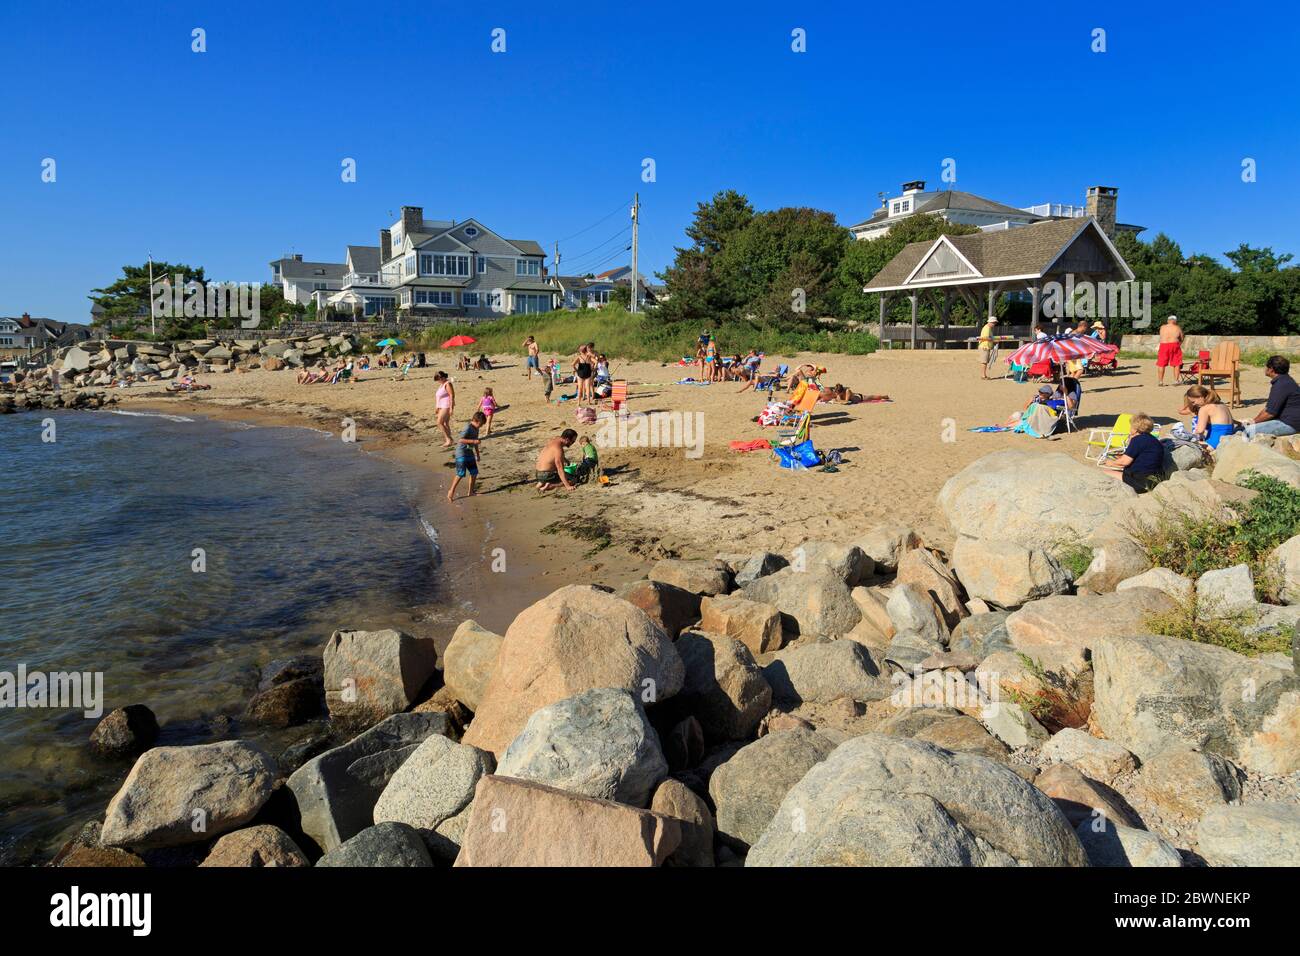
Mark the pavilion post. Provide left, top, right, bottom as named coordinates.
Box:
left=1029, top=283, right=1041, bottom=331
left=908, top=293, right=918, bottom=350
left=878, top=294, right=887, bottom=345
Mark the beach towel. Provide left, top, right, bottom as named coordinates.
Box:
left=729, top=439, right=772, bottom=452
left=1014, top=404, right=1059, bottom=439
left=968, top=426, right=1014, bottom=433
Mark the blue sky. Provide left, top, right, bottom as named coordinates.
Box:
left=2, top=0, right=1297, bottom=321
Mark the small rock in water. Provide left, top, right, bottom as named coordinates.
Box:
left=89, top=705, right=160, bottom=759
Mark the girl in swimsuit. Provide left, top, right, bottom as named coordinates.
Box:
left=434, top=371, right=455, bottom=447
left=1183, top=385, right=1236, bottom=448
left=574, top=347, right=593, bottom=404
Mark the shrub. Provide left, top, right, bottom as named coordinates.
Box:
left=1143, top=594, right=1288, bottom=656
left=1125, top=471, right=1300, bottom=599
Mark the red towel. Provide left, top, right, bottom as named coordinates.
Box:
left=729, top=439, right=772, bottom=452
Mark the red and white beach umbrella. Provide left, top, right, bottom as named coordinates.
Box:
left=1005, top=334, right=1117, bottom=368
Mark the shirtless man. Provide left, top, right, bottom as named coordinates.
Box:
left=1156, top=315, right=1184, bottom=386
left=535, top=429, right=578, bottom=492
left=523, top=335, right=540, bottom=379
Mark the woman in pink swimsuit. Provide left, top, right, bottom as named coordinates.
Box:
left=434, top=371, right=455, bottom=447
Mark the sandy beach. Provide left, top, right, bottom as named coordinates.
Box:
left=122, top=348, right=1276, bottom=572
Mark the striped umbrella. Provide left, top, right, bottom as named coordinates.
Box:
left=1005, top=333, right=1117, bottom=368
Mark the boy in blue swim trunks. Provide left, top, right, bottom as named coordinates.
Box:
left=447, top=411, right=486, bottom=501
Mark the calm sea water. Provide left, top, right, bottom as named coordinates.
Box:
left=0, top=410, right=443, bottom=863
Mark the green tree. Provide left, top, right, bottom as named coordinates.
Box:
left=90, top=261, right=207, bottom=335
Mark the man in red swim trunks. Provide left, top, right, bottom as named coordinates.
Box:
left=1156, top=315, right=1184, bottom=386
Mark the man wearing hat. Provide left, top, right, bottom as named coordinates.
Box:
left=977, top=315, right=1000, bottom=380
left=1089, top=321, right=1107, bottom=342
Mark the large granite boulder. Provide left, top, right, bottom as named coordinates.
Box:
left=699, top=593, right=783, bottom=655
left=1075, top=538, right=1154, bottom=593
left=1040, top=728, right=1137, bottom=785
left=746, top=734, right=1086, bottom=866
left=454, top=775, right=681, bottom=866
left=852, top=523, right=922, bottom=573
left=650, top=778, right=715, bottom=867
left=895, top=548, right=967, bottom=628
left=199, top=825, right=310, bottom=867
left=1074, top=819, right=1182, bottom=867
left=708, top=728, right=839, bottom=849
left=462, top=586, right=684, bottom=756
left=1212, top=435, right=1300, bottom=490
left=938, top=450, right=1135, bottom=549
left=1003, top=589, right=1177, bottom=675
left=885, top=583, right=949, bottom=645
left=761, top=639, right=892, bottom=707
left=615, top=579, right=702, bottom=637
left=323, top=628, right=439, bottom=724
left=952, top=537, right=1070, bottom=608
left=442, top=620, right=503, bottom=712
left=669, top=631, right=772, bottom=742
left=246, top=655, right=322, bottom=728
left=286, top=711, right=453, bottom=854
left=1116, top=567, right=1194, bottom=604
left=1267, top=533, right=1300, bottom=605
left=1196, top=564, right=1256, bottom=616
left=101, top=741, right=277, bottom=850
left=789, top=541, right=873, bottom=587
left=1196, top=803, right=1300, bottom=866
left=648, top=558, right=732, bottom=596
left=740, top=567, right=862, bottom=637
left=495, top=688, right=667, bottom=807
left=1128, top=748, right=1241, bottom=821
left=1092, top=633, right=1300, bottom=774
left=315, top=822, right=434, bottom=867
left=373, top=735, right=495, bottom=858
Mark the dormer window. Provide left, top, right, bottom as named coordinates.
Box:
left=891, top=199, right=912, bottom=216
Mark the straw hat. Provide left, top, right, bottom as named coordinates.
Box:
left=1090, top=321, right=1105, bottom=330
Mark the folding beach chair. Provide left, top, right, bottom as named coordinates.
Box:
left=1178, top=350, right=1211, bottom=385
left=1085, top=413, right=1132, bottom=464
left=1198, top=342, right=1242, bottom=407
left=393, top=358, right=414, bottom=380
left=776, top=411, right=811, bottom=446
left=603, top=380, right=629, bottom=416
left=1028, top=359, right=1053, bottom=382
left=777, top=385, right=820, bottom=427
left=330, top=364, right=354, bottom=385
left=755, top=364, right=789, bottom=392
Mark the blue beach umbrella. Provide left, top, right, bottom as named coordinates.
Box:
left=376, top=338, right=405, bottom=347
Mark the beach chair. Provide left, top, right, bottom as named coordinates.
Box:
left=755, top=364, right=789, bottom=392
left=330, top=364, right=354, bottom=385
left=393, top=358, right=414, bottom=380
left=1028, top=359, right=1053, bottom=382
left=603, top=380, right=629, bottom=416
left=777, top=385, right=821, bottom=427
left=1085, top=351, right=1118, bottom=375
left=1085, top=413, right=1132, bottom=464
left=1198, top=342, right=1242, bottom=407
left=1178, top=349, right=1211, bottom=384
left=776, top=411, right=811, bottom=446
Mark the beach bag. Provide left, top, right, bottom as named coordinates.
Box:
left=575, top=406, right=597, bottom=425
left=775, top=439, right=822, bottom=470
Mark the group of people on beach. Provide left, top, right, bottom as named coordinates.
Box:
left=436, top=370, right=504, bottom=501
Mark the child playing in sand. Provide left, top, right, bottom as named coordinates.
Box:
left=542, top=360, right=556, bottom=403
left=479, top=387, right=498, bottom=435
left=447, top=411, right=486, bottom=501
left=580, top=434, right=600, bottom=478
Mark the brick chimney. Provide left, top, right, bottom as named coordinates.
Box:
left=400, top=206, right=423, bottom=236
left=1086, top=186, right=1118, bottom=238
left=380, top=228, right=392, bottom=262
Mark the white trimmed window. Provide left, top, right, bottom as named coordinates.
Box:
left=415, top=290, right=454, bottom=306
left=421, top=254, right=470, bottom=277
left=516, top=258, right=541, bottom=276
left=462, top=292, right=480, bottom=306
left=464, top=226, right=479, bottom=238
left=477, top=256, right=487, bottom=274
left=485, top=291, right=502, bottom=309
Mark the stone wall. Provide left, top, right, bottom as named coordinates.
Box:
left=1121, top=334, right=1300, bottom=354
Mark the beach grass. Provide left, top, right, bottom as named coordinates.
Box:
left=366, top=306, right=879, bottom=362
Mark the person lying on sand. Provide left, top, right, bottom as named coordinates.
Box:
left=535, top=429, right=578, bottom=492
left=821, top=384, right=861, bottom=404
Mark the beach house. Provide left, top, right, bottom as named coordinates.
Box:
left=850, top=183, right=1144, bottom=241
left=269, top=207, right=558, bottom=321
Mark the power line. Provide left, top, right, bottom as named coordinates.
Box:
left=553, top=201, right=629, bottom=245
left=561, top=225, right=631, bottom=271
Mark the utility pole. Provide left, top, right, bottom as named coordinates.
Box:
left=630, top=192, right=640, bottom=313
left=553, top=241, right=560, bottom=275
left=147, top=253, right=156, bottom=337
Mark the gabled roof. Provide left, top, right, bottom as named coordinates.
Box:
left=275, top=258, right=348, bottom=280
left=346, top=245, right=381, bottom=273
left=553, top=275, right=591, bottom=291
left=850, top=189, right=1046, bottom=231
left=863, top=217, right=1133, bottom=292
left=510, top=239, right=545, bottom=257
